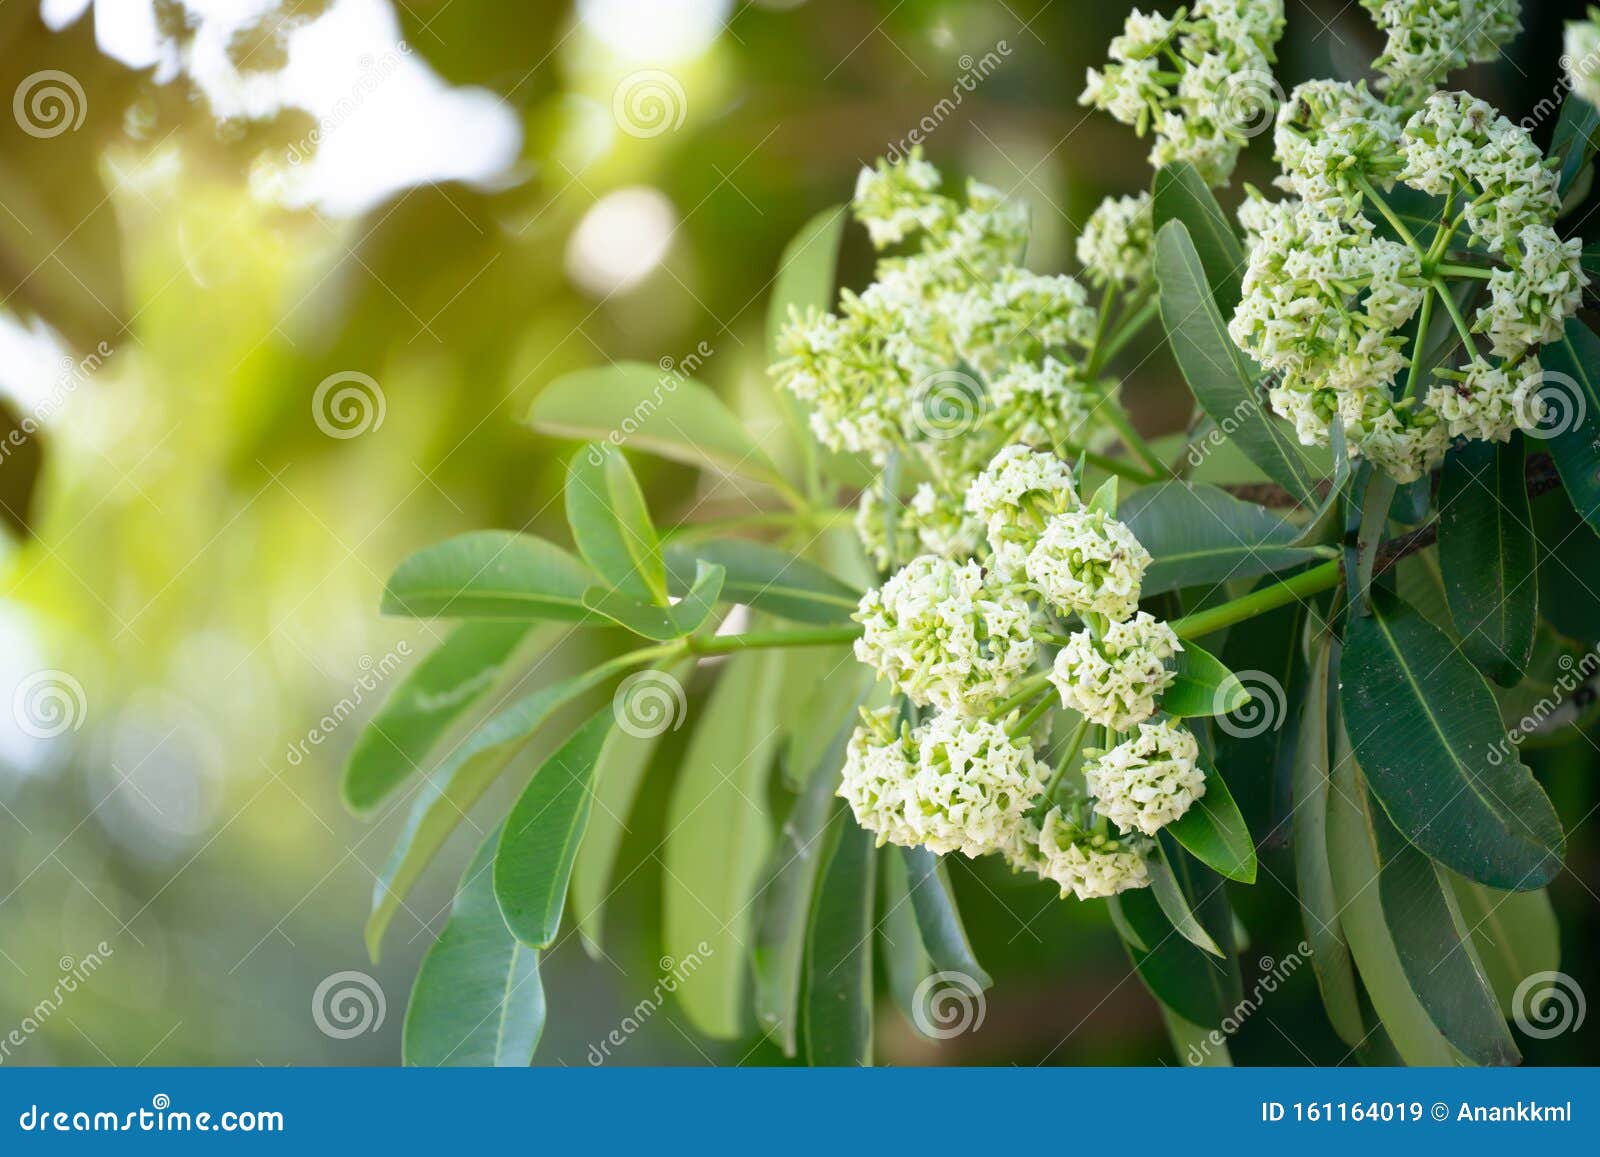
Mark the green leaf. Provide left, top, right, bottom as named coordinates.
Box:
left=1290, top=632, right=1363, bottom=1046
left=1348, top=468, right=1396, bottom=615
left=571, top=660, right=694, bottom=957
left=803, top=819, right=877, bottom=1065
left=779, top=651, right=869, bottom=789
left=1290, top=418, right=1349, bottom=548
left=1154, top=219, right=1318, bottom=503
left=1370, top=796, right=1519, bottom=1065
left=1164, top=1008, right=1231, bottom=1067
left=381, top=531, right=594, bottom=620
left=1551, top=92, right=1600, bottom=201
left=902, top=848, right=991, bottom=989
left=1162, top=642, right=1248, bottom=718
left=1110, top=884, right=1240, bottom=1031
left=1529, top=318, right=1600, bottom=534
left=663, top=538, right=861, bottom=624
left=565, top=444, right=668, bottom=605
left=1149, top=844, right=1223, bottom=957
left=1086, top=474, right=1119, bottom=516
left=342, top=621, right=542, bottom=814
left=1119, top=481, right=1330, bottom=596
left=493, top=707, right=614, bottom=948
left=403, top=829, right=545, bottom=1066
left=1438, top=437, right=1537, bottom=686
left=1212, top=592, right=1307, bottom=838
left=752, top=748, right=847, bottom=1055
left=581, top=560, right=725, bottom=640
left=663, top=649, right=785, bottom=1038
left=1446, top=874, right=1560, bottom=1016
left=1166, top=763, right=1257, bottom=883
left=1325, top=728, right=1458, bottom=1065
left=1340, top=588, right=1564, bottom=890
left=766, top=204, right=847, bottom=359
left=530, top=363, right=784, bottom=486
left=365, top=652, right=632, bottom=960
left=1151, top=161, right=1243, bottom=311
left=878, top=845, right=937, bottom=1034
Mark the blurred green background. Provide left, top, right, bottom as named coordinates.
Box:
left=0, top=0, right=1595, bottom=1067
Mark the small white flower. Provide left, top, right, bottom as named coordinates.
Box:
left=1077, top=192, right=1155, bottom=288
left=852, top=149, right=948, bottom=248
left=902, top=713, right=1046, bottom=857
left=1025, top=508, right=1152, bottom=622
left=1007, top=808, right=1152, bottom=900
left=1083, top=719, right=1206, bottom=836
left=853, top=555, right=1037, bottom=715
left=1567, top=14, right=1600, bottom=108
left=1363, top=0, right=1522, bottom=101
left=967, top=445, right=1080, bottom=579
left=1051, top=613, right=1181, bottom=731
left=838, top=709, right=920, bottom=848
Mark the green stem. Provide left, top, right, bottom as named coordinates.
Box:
left=1432, top=278, right=1477, bottom=353
left=1009, top=692, right=1055, bottom=738
left=1069, top=446, right=1163, bottom=484
left=664, top=507, right=851, bottom=540
left=1402, top=285, right=1435, bottom=400
left=1040, top=716, right=1091, bottom=805
left=1093, top=296, right=1159, bottom=372
left=687, top=625, right=862, bottom=655
left=1168, top=560, right=1344, bottom=639
left=1431, top=262, right=1493, bottom=280
left=1355, top=176, right=1422, bottom=255
left=1097, top=398, right=1169, bottom=477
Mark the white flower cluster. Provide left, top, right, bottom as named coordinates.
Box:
left=1232, top=81, right=1587, bottom=481
left=845, top=447, right=1207, bottom=901
left=840, top=710, right=1044, bottom=858
left=1007, top=808, right=1151, bottom=900
left=852, top=555, right=1035, bottom=716
left=1568, top=12, right=1600, bottom=108
left=1083, top=720, right=1205, bottom=837
left=1362, top=1, right=1522, bottom=104
left=1080, top=0, right=1287, bottom=187
left=1052, top=612, right=1180, bottom=732
left=1077, top=192, right=1155, bottom=289
left=775, top=150, right=1142, bottom=574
